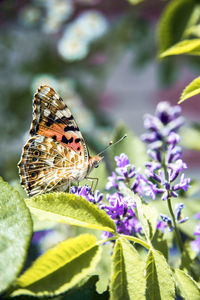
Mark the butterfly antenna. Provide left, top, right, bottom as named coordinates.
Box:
left=97, top=134, right=127, bottom=157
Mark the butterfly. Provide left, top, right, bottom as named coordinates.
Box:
left=18, top=85, right=103, bottom=197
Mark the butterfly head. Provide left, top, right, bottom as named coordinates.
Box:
left=89, top=155, right=103, bottom=170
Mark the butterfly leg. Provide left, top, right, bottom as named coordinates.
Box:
left=69, top=181, right=72, bottom=193
left=86, top=177, right=99, bottom=192
left=69, top=178, right=79, bottom=193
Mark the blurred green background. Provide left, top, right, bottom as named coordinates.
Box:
left=0, top=0, right=200, bottom=184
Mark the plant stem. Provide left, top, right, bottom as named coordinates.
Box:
left=119, top=234, right=151, bottom=249
left=98, top=236, right=117, bottom=245
left=167, top=196, right=184, bottom=253
left=98, top=234, right=150, bottom=249
left=162, top=152, right=184, bottom=253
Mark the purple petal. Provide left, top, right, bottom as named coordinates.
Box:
left=191, top=237, right=200, bottom=253
left=115, top=153, right=129, bottom=168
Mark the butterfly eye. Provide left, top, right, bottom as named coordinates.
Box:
left=93, top=161, right=100, bottom=168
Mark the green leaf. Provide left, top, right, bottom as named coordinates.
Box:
left=145, top=249, right=175, bottom=299
left=26, top=192, right=116, bottom=233
left=158, top=0, right=197, bottom=53
left=151, top=230, right=168, bottom=261
left=174, top=269, right=200, bottom=300
left=160, top=39, right=200, bottom=58
left=108, top=123, right=148, bottom=170
left=179, top=76, right=200, bottom=103
left=110, top=238, right=146, bottom=300
left=180, top=242, right=197, bottom=275
left=119, top=185, right=158, bottom=241
left=134, top=194, right=158, bottom=242
left=0, top=177, right=32, bottom=294
left=11, top=234, right=101, bottom=297
left=14, top=277, right=104, bottom=300
left=142, top=203, right=159, bottom=240
left=64, top=275, right=109, bottom=300
left=95, top=243, right=112, bottom=294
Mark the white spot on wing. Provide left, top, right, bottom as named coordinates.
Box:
left=36, top=136, right=45, bottom=143
left=55, top=109, right=71, bottom=119
left=41, top=86, right=50, bottom=95
left=63, top=108, right=72, bottom=118
left=44, top=109, right=51, bottom=117
left=52, top=93, right=59, bottom=100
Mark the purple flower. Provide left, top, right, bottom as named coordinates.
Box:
left=70, top=185, right=104, bottom=205
left=131, top=174, right=144, bottom=196
left=142, top=101, right=190, bottom=202
left=143, top=182, right=159, bottom=200
left=116, top=215, right=142, bottom=235
left=115, top=153, right=129, bottom=168
left=114, top=153, right=136, bottom=181
left=106, top=172, right=118, bottom=190
left=116, top=165, right=136, bottom=180
left=106, top=154, right=142, bottom=193
left=173, top=174, right=191, bottom=192
left=174, top=203, right=189, bottom=224
left=155, top=102, right=182, bottom=125
left=71, top=182, right=141, bottom=237
left=194, top=223, right=200, bottom=236
left=167, top=132, right=180, bottom=145
left=103, top=192, right=141, bottom=236
left=32, top=230, right=53, bottom=245
left=193, top=213, right=200, bottom=236
left=195, top=212, right=200, bottom=219
left=69, top=103, right=190, bottom=241
left=190, top=213, right=200, bottom=253
left=160, top=214, right=173, bottom=232
left=191, top=237, right=200, bottom=253
left=103, top=193, right=125, bottom=219
left=157, top=220, right=167, bottom=233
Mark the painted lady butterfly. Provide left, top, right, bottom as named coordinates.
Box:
left=18, top=85, right=103, bottom=197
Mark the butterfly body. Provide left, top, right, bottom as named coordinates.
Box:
left=18, top=85, right=102, bottom=197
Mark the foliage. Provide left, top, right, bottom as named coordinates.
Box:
left=26, top=192, right=116, bottom=233
left=158, top=0, right=200, bottom=100
left=157, top=0, right=198, bottom=53
left=12, top=234, right=101, bottom=297
left=1, top=1, right=200, bottom=300
left=179, top=76, right=200, bottom=103
left=0, top=177, right=32, bottom=294
left=1, top=107, right=200, bottom=299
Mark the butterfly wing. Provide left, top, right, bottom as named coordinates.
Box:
left=30, top=85, right=89, bottom=160
left=18, top=85, right=89, bottom=196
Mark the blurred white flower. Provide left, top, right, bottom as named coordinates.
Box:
left=77, top=10, right=108, bottom=42
left=19, top=5, right=41, bottom=27
left=58, top=10, right=108, bottom=61
left=58, top=34, right=89, bottom=61
left=31, top=74, right=58, bottom=93
left=43, top=0, right=74, bottom=33
left=46, top=0, right=73, bottom=21
left=63, top=22, right=90, bottom=42
left=43, top=18, right=63, bottom=34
